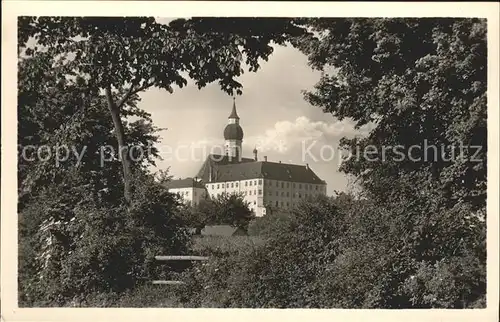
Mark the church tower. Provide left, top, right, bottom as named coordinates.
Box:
left=223, top=97, right=244, bottom=161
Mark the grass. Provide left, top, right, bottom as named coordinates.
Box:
left=190, top=235, right=266, bottom=255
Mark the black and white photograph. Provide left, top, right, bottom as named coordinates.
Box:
left=1, top=1, right=499, bottom=321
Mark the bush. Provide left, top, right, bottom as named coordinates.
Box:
left=179, top=195, right=344, bottom=308
left=247, top=210, right=294, bottom=237
left=18, top=173, right=190, bottom=306
left=174, top=193, right=486, bottom=308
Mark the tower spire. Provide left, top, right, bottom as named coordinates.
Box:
left=224, top=97, right=243, bottom=162
left=228, top=96, right=240, bottom=119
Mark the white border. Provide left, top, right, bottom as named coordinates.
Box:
left=2, top=2, right=499, bottom=322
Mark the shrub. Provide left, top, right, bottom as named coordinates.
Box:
left=18, top=173, right=190, bottom=306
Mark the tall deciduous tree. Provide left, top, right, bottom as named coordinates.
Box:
left=289, top=18, right=487, bottom=307
left=18, top=17, right=306, bottom=204
left=293, top=18, right=486, bottom=211
left=178, top=193, right=254, bottom=233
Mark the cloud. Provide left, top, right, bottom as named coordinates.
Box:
left=245, top=116, right=373, bottom=154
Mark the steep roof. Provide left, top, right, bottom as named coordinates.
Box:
left=196, top=154, right=255, bottom=181
left=200, top=159, right=326, bottom=184
left=201, top=225, right=247, bottom=237
left=164, top=177, right=205, bottom=189
left=196, top=155, right=326, bottom=184
left=260, top=161, right=326, bottom=184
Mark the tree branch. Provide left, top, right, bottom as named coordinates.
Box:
left=115, top=80, right=156, bottom=110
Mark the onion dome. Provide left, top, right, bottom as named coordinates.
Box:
left=224, top=124, right=244, bottom=140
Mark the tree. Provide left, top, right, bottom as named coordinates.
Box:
left=291, top=18, right=487, bottom=308
left=293, top=18, right=486, bottom=211
left=18, top=17, right=307, bottom=205
left=182, top=195, right=346, bottom=308
left=176, top=192, right=254, bottom=233
left=247, top=210, right=294, bottom=237
left=18, top=53, right=189, bottom=306
left=212, top=193, right=255, bottom=230
left=178, top=198, right=216, bottom=235
left=18, top=53, right=160, bottom=205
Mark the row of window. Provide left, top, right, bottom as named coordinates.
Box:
left=210, top=180, right=325, bottom=191
left=175, top=190, right=201, bottom=197
left=211, top=180, right=263, bottom=190
left=267, top=191, right=320, bottom=198
left=271, top=200, right=291, bottom=207
left=266, top=181, right=323, bottom=191
left=212, top=189, right=322, bottom=198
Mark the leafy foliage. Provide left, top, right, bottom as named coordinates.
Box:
left=18, top=53, right=189, bottom=306
left=179, top=192, right=255, bottom=232
left=247, top=210, right=294, bottom=237
left=18, top=17, right=306, bottom=95
left=293, top=18, right=487, bottom=211
left=18, top=53, right=160, bottom=203
left=178, top=192, right=485, bottom=308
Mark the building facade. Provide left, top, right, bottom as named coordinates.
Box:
left=166, top=99, right=327, bottom=217
left=164, top=178, right=207, bottom=206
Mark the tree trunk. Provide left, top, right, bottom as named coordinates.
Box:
left=105, top=86, right=132, bottom=205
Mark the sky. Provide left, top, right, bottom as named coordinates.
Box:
left=138, top=43, right=369, bottom=195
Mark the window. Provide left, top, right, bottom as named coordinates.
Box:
left=212, top=185, right=214, bottom=189
left=276, top=191, right=278, bottom=196
left=305, top=185, right=308, bottom=190
left=259, top=179, right=263, bottom=185
left=222, top=183, right=225, bottom=188
left=249, top=191, right=252, bottom=195
left=281, top=182, right=284, bottom=188
left=286, top=182, right=289, bottom=188
left=231, top=183, right=234, bottom=188
left=286, top=192, right=289, bottom=197
left=269, top=191, right=272, bottom=196
left=309, top=184, right=312, bottom=190
left=293, top=183, right=296, bottom=188
left=258, top=190, right=262, bottom=195
left=217, top=184, right=220, bottom=189
left=316, top=185, right=318, bottom=190
left=275, top=201, right=278, bottom=207
left=254, top=201, right=256, bottom=205
left=254, top=190, right=257, bottom=195
left=281, top=192, right=284, bottom=196
left=299, top=184, right=302, bottom=189
left=281, top=201, right=284, bottom=207
left=254, top=180, right=257, bottom=185
left=245, top=181, right=248, bottom=187
left=236, top=182, right=239, bottom=187
left=299, top=193, right=302, bottom=198
left=250, top=181, right=253, bottom=186
left=286, top=202, right=289, bottom=207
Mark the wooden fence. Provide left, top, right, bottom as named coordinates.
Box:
left=152, top=255, right=209, bottom=285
